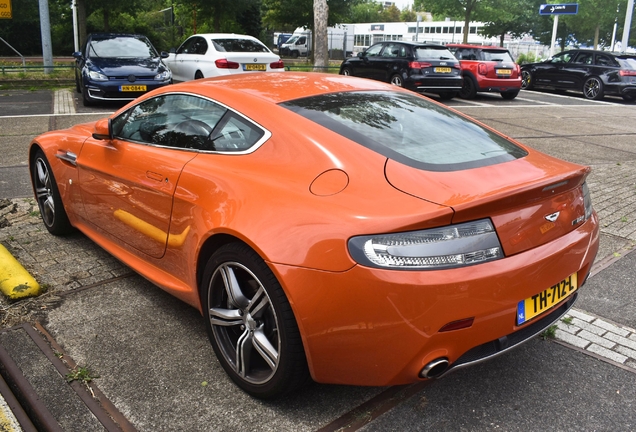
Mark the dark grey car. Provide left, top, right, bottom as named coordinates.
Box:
left=521, top=49, right=636, bottom=101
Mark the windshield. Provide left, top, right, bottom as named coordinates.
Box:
left=212, top=38, right=269, bottom=53
left=88, top=36, right=157, bottom=58
left=284, top=36, right=299, bottom=45
left=415, top=47, right=456, bottom=61
left=482, top=50, right=514, bottom=62
left=281, top=91, right=527, bottom=172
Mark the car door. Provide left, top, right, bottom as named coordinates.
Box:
left=377, top=42, right=408, bottom=82
left=76, top=94, right=227, bottom=258
left=355, top=43, right=384, bottom=79
left=557, top=51, right=591, bottom=89
left=537, top=51, right=576, bottom=88
left=170, top=36, right=208, bottom=81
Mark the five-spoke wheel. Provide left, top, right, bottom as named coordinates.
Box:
left=583, top=77, right=604, bottom=100
left=31, top=150, right=73, bottom=235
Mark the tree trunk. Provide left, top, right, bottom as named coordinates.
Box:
left=499, top=32, right=505, bottom=47
left=313, top=0, right=328, bottom=71
left=593, top=25, right=599, bottom=50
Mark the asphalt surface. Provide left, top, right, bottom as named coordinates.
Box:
left=0, top=87, right=635, bottom=431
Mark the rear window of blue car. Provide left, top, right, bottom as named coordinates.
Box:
left=281, top=91, right=527, bottom=172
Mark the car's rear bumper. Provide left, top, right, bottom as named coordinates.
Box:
left=477, top=76, right=522, bottom=93
left=273, top=213, right=599, bottom=386
left=407, top=76, right=463, bottom=93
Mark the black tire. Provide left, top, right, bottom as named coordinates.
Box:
left=459, top=76, right=477, bottom=99
left=389, top=74, right=403, bottom=87
left=623, top=94, right=636, bottom=102
left=81, top=86, right=95, bottom=107
left=194, top=71, right=204, bottom=80
left=501, top=90, right=519, bottom=100
left=75, top=72, right=81, bottom=93
left=31, top=150, right=74, bottom=236
left=291, top=50, right=299, bottom=59
left=341, top=67, right=352, bottom=76
left=583, top=76, right=604, bottom=100
left=521, top=70, right=533, bottom=90
left=438, top=91, right=457, bottom=100
left=200, top=243, right=309, bottom=399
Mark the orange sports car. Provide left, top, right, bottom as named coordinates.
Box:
left=30, top=72, right=599, bottom=398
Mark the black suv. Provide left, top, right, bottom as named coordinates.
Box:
left=340, top=41, right=462, bottom=100
left=520, top=49, right=636, bottom=101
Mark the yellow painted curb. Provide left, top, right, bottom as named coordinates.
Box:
left=0, top=393, right=22, bottom=432
left=0, top=244, right=41, bottom=300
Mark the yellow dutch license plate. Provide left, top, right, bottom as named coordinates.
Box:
left=245, top=64, right=266, bottom=71
left=516, top=273, right=577, bottom=325
left=434, top=67, right=452, bottom=73
left=120, top=85, right=147, bottom=92
left=496, top=69, right=512, bottom=75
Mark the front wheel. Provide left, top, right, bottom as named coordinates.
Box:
left=389, top=74, right=403, bottom=87
left=341, top=67, right=352, bottom=76
left=583, top=77, right=604, bottom=100
left=31, top=150, right=73, bottom=235
left=201, top=243, right=309, bottom=399
left=521, top=70, right=533, bottom=90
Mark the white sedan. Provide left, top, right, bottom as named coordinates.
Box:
left=165, top=33, right=285, bottom=82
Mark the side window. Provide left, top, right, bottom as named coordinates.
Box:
left=177, top=37, right=207, bottom=55
left=381, top=43, right=399, bottom=58
left=574, top=53, right=593, bottom=65
left=297, top=37, right=306, bottom=45
left=551, top=52, right=573, bottom=64
left=595, top=54, right=614, bottom=67
left=114, top=94, right=227, bottom=150
left=210, top=113, right=265, bottom=152
left=365, top=44, right=383, bottom=57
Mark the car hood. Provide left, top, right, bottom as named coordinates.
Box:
left=385, top=153, right=591, bottom=257
left=87, top=57, right=163, bottom=75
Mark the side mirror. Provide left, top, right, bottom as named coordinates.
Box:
left=160, top=51, right=170, bottom=58
left=357, top=52, right=365, bottom=59
left=92, top=118, right=113, bottom=141
left=72, top=51, right=82, bottom=59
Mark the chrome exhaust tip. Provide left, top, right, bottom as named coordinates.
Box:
left=420, top=358, right=449, bottom=379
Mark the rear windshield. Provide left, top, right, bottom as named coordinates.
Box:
left=212, top=39, right=269, bottom=53
left=617, top=57, right=636, bottom=69
left=281, top=91, right=527, bottom=172
left=482, top=49, right=515, bottom=62
left=415, top=47, right=456, bottom=61
left=88, top=36, right=157, bottom=58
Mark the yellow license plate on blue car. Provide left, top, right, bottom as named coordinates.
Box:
left=516, top=273, right=577, bottom=325
left=120, top=85, right=147, bottom=92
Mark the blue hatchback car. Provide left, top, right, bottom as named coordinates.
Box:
left=73, top=33, right=172, bottom=106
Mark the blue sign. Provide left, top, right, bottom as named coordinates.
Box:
left=539, top=3, right=579, bottom=15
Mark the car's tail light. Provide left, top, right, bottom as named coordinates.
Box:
left=619, top=69, right=636, bottom=76
left=348, top=219, right=503, bottom=270
left=409, top=61, right=432, bottom=69
left=270, top=60, right=285, bottom=69
left=582, top=181, right=593, bottom=220
left=215, top=59, right=240, bottom=69
left=478, top=63, right=488, bottom=75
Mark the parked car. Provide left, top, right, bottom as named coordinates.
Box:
left=520, top=49, right=636, bottom=101
left=447, top=43, right=521, bottom=100
left=30, top=72, right=599, bottom=399
left=279, top=32, right=310, bottom=58
left=73, top=33, right=172, bottom=107
left=165, top=33, right=284, bottom=82
left=340, top=41, right=462, bottom=99
left=276, top=33, right=292, bottom=51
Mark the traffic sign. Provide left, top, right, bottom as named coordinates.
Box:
left=0, top=0, right=12, bottom=19
left=539, top=3, right=579, bottom=15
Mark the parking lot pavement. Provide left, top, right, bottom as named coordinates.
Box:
left=1, top=89, right=636, bottom=430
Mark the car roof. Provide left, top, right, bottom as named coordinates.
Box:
left=193, top=33, right=260, bottom=40
left=446, top=43, right=508, bottom=51
left=88, top=33, right=148, bottom=40
left=376, top=41, right=449, bottom=48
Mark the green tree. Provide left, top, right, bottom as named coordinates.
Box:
left=478, top=0, right=538, bottom=46
left=379, top=4, right=401, bottom=22
left=400, top=8, right=418, bottom=22
left=350, top=0, right=382, bottom=23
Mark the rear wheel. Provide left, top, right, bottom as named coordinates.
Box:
left=291, top=50, right=299, bottom=59
left=458, top=76, right=477, bottom=99
left=341, top=67, right=352, bottom=76
left=438, top=92, right=457, bottom=100
left=583, top=77, right=604, bottom=100
left=521, top=70, right=533, bottom=90
left=623, top=94, right=636, bottom=102
left=31, top=150, right=73, bottom=235
left=389, top=74, right=403, bottom=87
left=501, top=90, right=519, bottom=100
left=201, top=243, right=309, bottom=399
